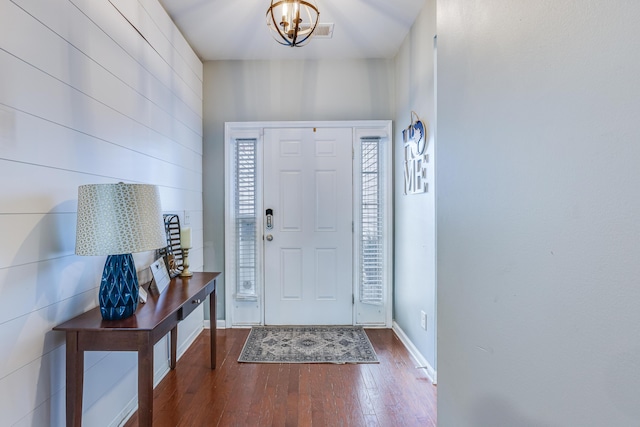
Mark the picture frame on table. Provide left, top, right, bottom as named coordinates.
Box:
left=150, top=257, right=170, bottom=295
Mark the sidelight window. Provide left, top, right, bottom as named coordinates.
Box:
left=233, top=138, right=258, bottom=300
left=359, top=137, right=385, bottom=305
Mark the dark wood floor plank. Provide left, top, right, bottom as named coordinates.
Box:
left=297, top=364, right=313, bottom=426
left=273, top=363, right=292, bottom=426
left=242, top=359, right=272, bottom=425
left=123, top=328, right=437, bottom=427
left=309, top=363, right=327, bottom=426
left=285, top=364, right=300, bottom=427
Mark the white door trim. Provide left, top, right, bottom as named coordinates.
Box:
left=224, top=121, right=393, bottom=328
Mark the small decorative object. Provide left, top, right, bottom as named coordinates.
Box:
left=75, top=183, right=166, bottom=320
left=403, top=110, right=429, bottom=195
left=138, top=286, right=148, bottom=304
left=158, top=214, right=183, bottom=277
left=266, top=0, right=319, bottom=47
left=180, top=227, right=193, bottom=277
left=150, top=257, right=170, bottom=294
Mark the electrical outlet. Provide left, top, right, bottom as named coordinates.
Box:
left=184, top=210, right=191, bottom=225
left=420, top=311, right=427, bottom=330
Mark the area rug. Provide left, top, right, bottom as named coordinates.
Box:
left=238, top=326, right=379, bottom=364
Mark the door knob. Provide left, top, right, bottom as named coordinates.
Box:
left=266, top=234, right=273, bottom=241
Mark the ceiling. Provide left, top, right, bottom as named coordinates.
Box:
left=158, top=0, right=427, bottom=61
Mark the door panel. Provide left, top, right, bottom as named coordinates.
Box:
left=315, top=170, right=338, bottom=231
left=281, top=248, right=302, bottom=299
left=315, top=248, right=337, bottom=299
left=281, top=171, right=303, bottom=231
left=264, top=127, right=353, bottom=325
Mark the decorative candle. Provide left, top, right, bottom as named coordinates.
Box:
left=180, top=227, right=192, bottom=249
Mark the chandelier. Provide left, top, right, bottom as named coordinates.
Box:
left=266, top=0, right=320, bottom=47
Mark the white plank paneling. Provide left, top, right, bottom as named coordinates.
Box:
left=12, top=386, right=65, bottom=427
left=0, top=213, right=76, bottom=269
left=138, top=0, right=203, bottom=80
left=0, top=160, right=202, bottom=232
left=0, top=157, right=202, bottom=217
left=158, top=187, right=203, bottom=213
left=108, top=0, right=203, bottom=87
left=2, top=0, right=202, bottom=139
left=0, top=289, right=96, bottom=380
left=177, top=304, right=204, bottom=353
left=0, top=51, right=200, bottom=168
left=0, top=159, right=86, bottom=214
left=0, top=256, right=102, bottom=326
left=0, top=344, right=66, bottom=426
left=182, top=209, right=204, bottom=231
left=0, top=0, right=203, bottom=424
left=82, top=352, right=137, bottom=410
left=0, top=117, right=202, bottom=201
left=69, top=0, right=203, bottom=116
left=13, top=0, right=203, bottom=122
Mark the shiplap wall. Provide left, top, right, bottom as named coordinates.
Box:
left=0, top=0, right=203, bottom=425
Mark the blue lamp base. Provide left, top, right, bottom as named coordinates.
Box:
left=99, top=254, right=139, bottom=320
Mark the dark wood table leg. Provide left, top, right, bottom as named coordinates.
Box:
left=138, top=335, right=154, bottom=426
left=170, top=326, right=177, bottom=369
left=209, top=289, right=216, bottom=369
left=66, top=332, right=83, bottom=427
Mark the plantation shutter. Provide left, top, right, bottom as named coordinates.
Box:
left=234, top=138, right=258, bottom=300
left=359, top=136, right=384, bottom=305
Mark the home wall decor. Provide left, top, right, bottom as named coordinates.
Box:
left=157, top=213, right=184, bottom=277
left=403, top=111, right=429, bottom=194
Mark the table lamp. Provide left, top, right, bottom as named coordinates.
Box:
left=75, top=183, right=167, bottom=320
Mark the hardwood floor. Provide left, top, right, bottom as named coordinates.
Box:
left=123, top=328, right=436, bottom=427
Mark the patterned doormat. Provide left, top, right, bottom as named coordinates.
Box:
left=238, top=326, right=379, bottom=364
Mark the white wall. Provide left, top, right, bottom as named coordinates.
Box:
left=0, top=0, right=203, bottom=425
left=437, top=0, right=640, bottom=425
left=203, top=59, right=394, bottom=320
left=393, top=0, right=437, bottom=375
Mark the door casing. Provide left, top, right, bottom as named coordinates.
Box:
left=224, top=121, right=393, bottom=328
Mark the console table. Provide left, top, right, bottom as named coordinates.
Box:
left=53, top=272, right=219, bottom=427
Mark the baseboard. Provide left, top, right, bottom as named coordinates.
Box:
left=114, top=398, right=137, bottom=427
left=392, top=321, right=437, bottom=385
left=204, top=319, right=226, bottom=329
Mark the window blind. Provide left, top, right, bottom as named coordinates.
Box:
left=360, top=137, right=384, bottom=305
left=234, top=138, right=258, bottom=300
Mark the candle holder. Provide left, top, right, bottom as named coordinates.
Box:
left=180, top=247, right=193, bottom=277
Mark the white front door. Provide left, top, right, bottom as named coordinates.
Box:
left=264, top=127, right=353, bottom=325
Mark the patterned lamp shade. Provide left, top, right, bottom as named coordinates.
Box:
left=75, top=183, right=166, bottom=320
left=76, top=183, right=166, bottom=256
